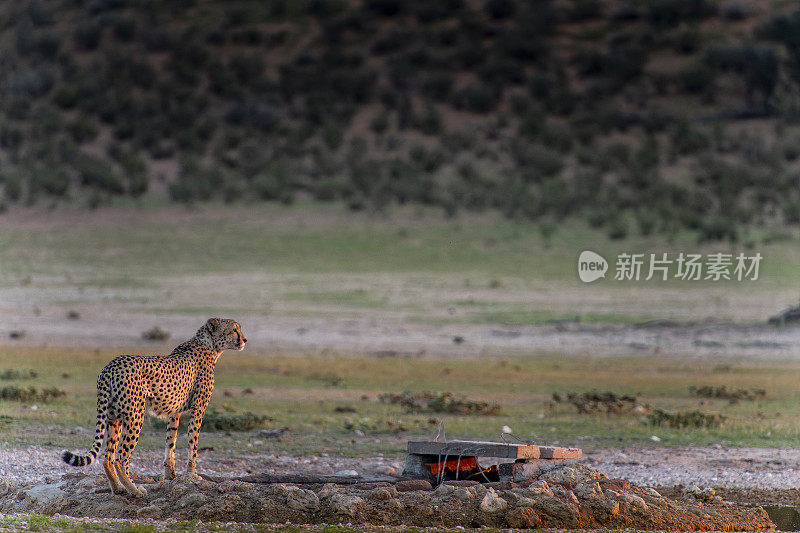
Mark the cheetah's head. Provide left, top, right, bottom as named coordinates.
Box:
left=204, top=318, right=247, bottom=352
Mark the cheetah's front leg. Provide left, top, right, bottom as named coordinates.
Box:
left=164, top=414, right=180, bottom=480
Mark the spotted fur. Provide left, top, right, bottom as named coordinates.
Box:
left=62, top=318, right=246, bottom=497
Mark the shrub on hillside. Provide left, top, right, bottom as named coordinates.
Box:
left=66, top=117, right=98, bottom=144
left=2, top=172, right=23, bottom=203
left=30, top=164, right=70, bottom=198
left=646, top=0, right=716, bottom=29
left=73, top=22, right=102, bottom=50
left=453, top=82, right=501, bottom=113
left=484, top=0, right=515, bottom=20
left=72, top=153, right=124, bottom=194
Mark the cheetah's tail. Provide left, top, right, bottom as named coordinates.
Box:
left=61, top=387, right=108, bottom=468
left=61, top=449, right=96, bottom=467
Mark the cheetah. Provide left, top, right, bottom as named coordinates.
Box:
left=61, top=318, right=246, bottom=497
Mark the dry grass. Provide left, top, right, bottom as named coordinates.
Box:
left=2, top=345, right=800, bottom=456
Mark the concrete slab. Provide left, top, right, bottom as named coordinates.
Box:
left=407, top=440, right=581, bottom=460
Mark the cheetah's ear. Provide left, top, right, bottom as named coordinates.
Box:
left=206, top=318, right=221, bottom=333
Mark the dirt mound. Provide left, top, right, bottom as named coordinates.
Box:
left=0, top=464, right=773, bottom=530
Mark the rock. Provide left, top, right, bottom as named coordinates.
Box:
left=330, top=493, right=365, bottom=517
left=286, top=486, right=320, bottom=512
left=552, top=486, right=579, bottom=505
left=376, top=465, right=397, bottom=476
left=409, top=501, right=435, bottom=518
left=504, top=492, right=536, bottom=507
left=574, top=481, right=603, bottom=500
left=264, top=483, right=290, bottom=497
left=258, top=428, right=289, bottom=439
left=479, top=488, right=508, bottom=514
left=136, top=505, right=163, bottom=519
left=216, top=479, right=251, bottom=493
left=334, top=469, right=359, bottom=477
left=622, top=493, right=648, bottom=511
left=434, top=483, right=455, bottom=496
left=385, top=498, right=404, bottom=512
left=316, top=483, right=339, bottom=500
left=520, top=480, right=553, bottom=497
left=177, top=492, right=209, bottom=508
left=506, top=507, right=542, bottom=528
left=453, top=487, right=477, bottom=501
left=598, top=500, right=620, bottom=517
left=539, top=463, right=607, bottom=485
left=396, top=479, right=432, bottom=492
left=25, top=482, right=66, bottom=506
left=369, top=487, right=397, bottom=501
left=533, top=495, right=581, bottom=528
left=0, top=480, right=10, bottom=497
left=685, top=486, right=715, bottom=501
left=643, top=487, right=662, bottom=498
left=599, top=478, right=630, bottom=491
left=198, top=495, right=244, bottom=521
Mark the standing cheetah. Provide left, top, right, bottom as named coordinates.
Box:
left=62, top=318, right=246, bottom=497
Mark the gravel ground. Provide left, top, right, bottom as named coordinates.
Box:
left=3, top=443, right=800, bottom=491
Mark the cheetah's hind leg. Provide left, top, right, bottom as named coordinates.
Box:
left=103, top=419, right=125, bottom=494
left=114, top=412, right=147, bottom=498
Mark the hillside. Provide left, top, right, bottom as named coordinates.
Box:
left=2, top=0, right=800, bottom=240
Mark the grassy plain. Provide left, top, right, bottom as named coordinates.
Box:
left=1, top=345, right=799, bottom=456
left=0, top=202, right=797, bottom=325
left=0, top=203, right=799, bottom=457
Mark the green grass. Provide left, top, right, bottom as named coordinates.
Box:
left=1, top=203, right=796, bottom=284
left=2, top=203, right=798, bottom=326
left=4, top=346, right=800, bottom=457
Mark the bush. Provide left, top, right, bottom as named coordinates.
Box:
left=112, top=16, right=137, bottom=42
left=679, top=62, right=716, bottom=94
left=364, top=0, right=403, bottom=16
left=646, top=0, right=716, bottom=29
left=0, top=125, right=23, bottom=150
left=570, top=0, right=603, bottom=21
left=697, top=217, right=739, bottom=243
left=370, top=25, right=411, bottom=55
left=5, top=65, right=54, bottom=98
left=419, top=71, right=454, bottom=101
left=412, top=0, right=463, bottom=24
left=66, top=118, right=98, bottom=144
left=73, top=22, right=102, bottom=50
left=221, top=179, right=246, bottom=203
left=110, top=147, right=148, bottom=197
left=228, top=53, right=265, bottom=85
left=52, top=86, right=80, bottom=109
left=2, top=172, right=23, bottom=202
left=370, top=111, right=390, bottom=134
left=254, top=166, right=291, bottom=201
left=704, top=44, right=778, bottom=102
left=606, top=214, right=629, bottom=240
left=671, top=122, right=710, bottom=155
left=72, top=153, right=124, bottom=194
left=453, top=82, right=501, bottom=113
left=484, top=0, right=515, bottom=20
left=412, top=105, right=443, bottom=135
left=30, top=165, right=70, bottom=197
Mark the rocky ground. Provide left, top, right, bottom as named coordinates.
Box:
left=0, top=461, right=774, bottom=531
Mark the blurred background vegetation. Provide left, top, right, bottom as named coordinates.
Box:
left=2, top=0, right=800, bottom=242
